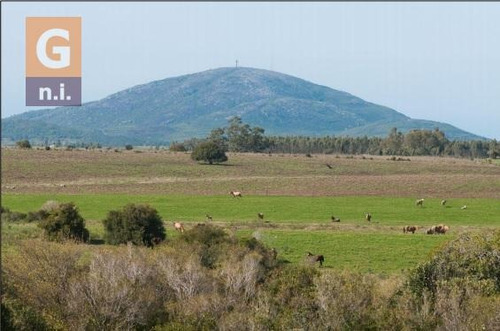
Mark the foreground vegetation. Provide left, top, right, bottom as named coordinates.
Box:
left=2, top=226, right=499, bottom=330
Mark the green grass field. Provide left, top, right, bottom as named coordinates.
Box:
left=3, top=194, right=497, bottom=227
left=238, top=229, right=452, bottom=274
left=3, top=193, right=497, bottom=274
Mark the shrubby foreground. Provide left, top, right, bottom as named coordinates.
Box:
left=2, top=226, right=499, bottom=330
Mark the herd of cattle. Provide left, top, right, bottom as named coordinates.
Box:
left=171, top=193, right=455, bottom=237
left=168, top=192, right=462, bottom=267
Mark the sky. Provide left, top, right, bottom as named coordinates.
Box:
left=2, top=2, right=499, bottom=139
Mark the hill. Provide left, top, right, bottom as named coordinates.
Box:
left=1, top=67, right=484, bottom=145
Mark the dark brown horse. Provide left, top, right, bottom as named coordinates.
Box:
left=307, top=252, right=325, bottom=267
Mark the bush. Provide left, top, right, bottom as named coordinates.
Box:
left=181, top=224, right=229, bottom=247
left=191, top=141, right=228, bottom=164
left=26, top=209, right=49, bottom=222
left=407, top=230, right=500, bottom=298
left=102, top=203, right=166, bottom=247
left=125, top=144, right=133, bottom=150
left=180, top=224, right=231, bottom=268
left=169, top=143, right=187, bottom=152
left=1, top=207, right=27, bottom=222
left=16, top=140, right=31, bottom=149
left=38, top=202, right=90, bottom=242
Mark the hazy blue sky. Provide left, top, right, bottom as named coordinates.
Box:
left=2, top=2, right=499, bottom=139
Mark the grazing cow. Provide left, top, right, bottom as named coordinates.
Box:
left=365, top=213, right=372, bottom=222
left=307, top=252, right=325, bottom=267
left=206, top=214, right=213, bottom=221
left=173, top=222, right=185, bottom=233
left=415, top=199, right=425, bottom=207
left=331, top=216, right=340, bottom=222
left=230, top=191, right=242, bottom=198
left=441, top=200, right=447, bottom=206
left=258, top=212, right=264, bottom=220
left=427, top=224, right=449, bottom=235
left=461, top=205, right=467, bottom=210
left=403, top=225, right=417, bottom=234
left=434, top=224, right=449, bottom=234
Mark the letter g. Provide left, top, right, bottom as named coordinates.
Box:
left=36, top=28, right=70, bottom=69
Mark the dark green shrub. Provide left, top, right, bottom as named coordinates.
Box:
left=102, top=203, right=166, bottom=247
left=407, top=230, right=500, bottom=298
left=38, top=202, right=89, bottom=242
left=16, top=140, right=31, bottom=149
left=179, top=224, right=231, bottom=268
left=181, top=224, right=229, bottom=247
left=191, top=141, right=228, bottom=164
left=125, top=144, right=133, bottom=150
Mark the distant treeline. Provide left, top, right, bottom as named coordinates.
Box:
left=175, top=118, right=499, bottom=159
left=266, top=128, right=499, bottom=159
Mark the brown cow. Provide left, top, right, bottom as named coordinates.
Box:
left=427, top=224, right=449, bottom=235
left=403, top=226, right=418, bottom=234
left=434, top=224, right=449, bottom=234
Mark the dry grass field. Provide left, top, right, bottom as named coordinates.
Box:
left=2, top=148, right=499, bottom=197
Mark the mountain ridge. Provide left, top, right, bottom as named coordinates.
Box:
left=1, top=67, right=484, bottom=145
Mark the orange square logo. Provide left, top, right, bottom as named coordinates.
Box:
left=26, top=17, right=81, bottom=77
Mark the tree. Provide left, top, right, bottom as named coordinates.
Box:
left=208, top=128, right=228, bottom=151
left=38, top=202, right=89, bottom=242
left=383, top=128, right=403, bottom=155
left=16, top=140, right=31, bottom=149
left=102, top=203, right=166, bottom=247
left=191, top=141, right=228, bottom=164
left=225, top=116, right=269, bottom=152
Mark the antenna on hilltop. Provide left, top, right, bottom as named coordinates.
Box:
left=235, top=60, right=238, bottom=68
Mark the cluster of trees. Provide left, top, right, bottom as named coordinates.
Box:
left=2, top=201, right=167, bottom=247
left=267, top=128, right=499, bottom=159
left=189, top=117, right=268, bottom=164
left=178, top=119, right=499, bottom=161
left=2, top=221, right=499, bottom=329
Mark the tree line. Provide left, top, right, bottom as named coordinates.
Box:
left=177, top=118, right=499, bottom=160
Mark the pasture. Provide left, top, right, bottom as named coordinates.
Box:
left=2, top=148, right=499, bottom=275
